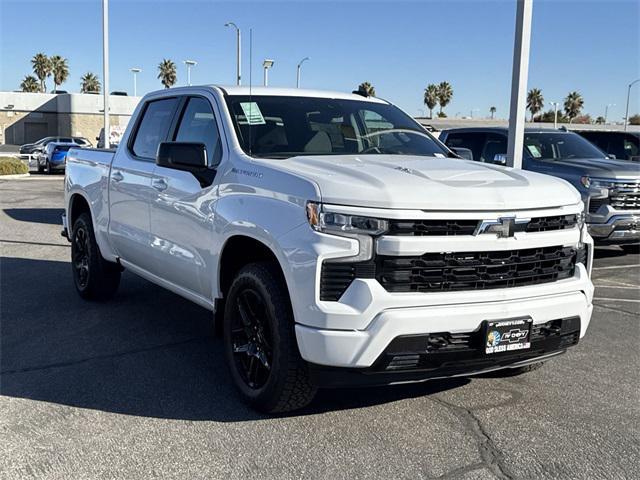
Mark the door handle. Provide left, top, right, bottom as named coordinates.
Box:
left=152, top=178, right=168, bottom=191
left=111, top=171, right=124, bottom=182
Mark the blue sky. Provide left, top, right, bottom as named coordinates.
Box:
left=1, top=0, right=638, bottom=120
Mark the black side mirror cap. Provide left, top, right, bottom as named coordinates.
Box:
left=450, top=147, right=474, bottom=161
left=156, top=142, right=215, bottom=187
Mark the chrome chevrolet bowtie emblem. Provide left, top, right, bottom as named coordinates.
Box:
left=474, top=217, right=530, bottom=238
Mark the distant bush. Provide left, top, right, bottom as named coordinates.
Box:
left=629, top=114, right=640, bottom=126
left=0, top=157, right=29, bottom=175
left=437, top=111, right=447, bottom=118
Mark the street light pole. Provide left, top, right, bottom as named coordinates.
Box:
left=130, top=68, right=141, bottom=97
left=263, top=59, right=274, bottom=86
left=550, top=102, right=559, bottom=129
left=184, top=60, right=197, bottom=86
left=102, top=0, right=110, bottom=148
left=604, top=103, right=615, bottom=125
left=506, top=0, right=533, bottom=169
left=624, top=79, right=639, bottom=131
left=296, top=57, right=309, bottom=88
left=225, top=22, right=241, bottom=85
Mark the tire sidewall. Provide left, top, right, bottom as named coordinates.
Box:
left=71, top=214, right=96, bottom=295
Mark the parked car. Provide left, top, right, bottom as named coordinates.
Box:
left=573, top=130, right=639, bottom=162
left=440, top=127, right=640, bottom=250
left=63, top=86, right=593, bottom=413
left=20, top=136, right=90, bottom=155
left=36, top=141, right=78, bottom=173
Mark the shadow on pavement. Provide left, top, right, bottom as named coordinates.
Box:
left=4, top=208, right=65, bottom=225
left=0, top=256, right=466, bottom=422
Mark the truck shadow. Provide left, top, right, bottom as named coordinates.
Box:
left=0, top=257, right=467, bottom=422
left=3, top=208, right=65, bottom=225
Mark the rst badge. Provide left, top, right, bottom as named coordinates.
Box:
left=474, top=216, right=530, bottom=238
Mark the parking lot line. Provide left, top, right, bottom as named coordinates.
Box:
left=594, top=285, right=639, bottom=290
left=594, top=297, right=640, bottom=303
left=593, top=264, right=640, bottom=271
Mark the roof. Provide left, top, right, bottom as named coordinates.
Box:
left=214, top=85, right=389, bottom=104
left=440, top=126, right=576, bottom=134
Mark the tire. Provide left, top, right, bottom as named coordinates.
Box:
left=37, top=161, right=44, bottom=173
left=71, top=212, right=121, bottom=300
left=621, top=244, right=640, bottom=254
left=45, top=161, right=51, bottom=174
left=223, top=262, right=316, bottom=413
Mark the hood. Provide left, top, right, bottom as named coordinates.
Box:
left=545, top=157, right=640, bottom=178
left=270, top=155, right=581, bottom=211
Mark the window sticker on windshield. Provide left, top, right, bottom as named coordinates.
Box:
left=240, top=102, right=266, bottom=125
left=527, top=145, right=542, bottom=158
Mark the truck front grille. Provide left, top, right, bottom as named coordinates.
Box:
left=320, top=246, right=576, bottom=300
left=377, top=246, right=576, bottom=293
left=610, top=189, right=640, bottom=210
left=386, top=215, right=576, bottom=236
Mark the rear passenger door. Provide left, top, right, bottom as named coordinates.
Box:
left=109, top=96, right=179, bottom=272
left=148, top=95, right=224, bottom=301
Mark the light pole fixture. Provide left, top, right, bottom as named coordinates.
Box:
left=263, top=59, right=274, bottom=87
left=102, top=0, right=110, bottom=148
left=130, top=67, right=141, bottom=96
left=624, top=79, right=640, bottom=131
left=225, top=22, right=241, bottom=85
left=550, top=101, right=559, bottom=129
left=184, top=60, right=197, bottom=86
left=604, top=103, right=615, bottom=125
left=296, top=57, right=310, bottom=88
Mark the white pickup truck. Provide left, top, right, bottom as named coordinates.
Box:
left=63, top=86, right=594, bottom=413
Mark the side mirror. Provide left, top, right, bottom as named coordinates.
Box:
left=450, top=147, right=473, bottom=161
left=492, top=153, right=507, bottom=166
left=157, top=142, right=208, bottom=170
left=607, top=154, right=617, bottom=160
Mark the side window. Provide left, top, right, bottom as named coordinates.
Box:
left=480, top=133, right=508, bottom=162
left=444, top=132, right=486, bottom=161
left=131, top=98, right=178, bottom=159
left=174, top=97, right=222, bottom=166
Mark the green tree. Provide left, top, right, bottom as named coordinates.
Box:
left=437, top=81, right=453, bottom=114
left=489, top=106, right=496, bottom=119
left=539, top=109, right=567, bottom=124
left=629, top=114, right=640, bottom=125
left=80, top=72, right=101, bottom=93
left=357, top=81, right=375, bottom=97
left=50, top=55, right=69, bottom=93
left=526, top=88, right=544, bottom=121
left=563, top=91, right=584, bottom=123
left=595, top=116, right=605, bottom=125
left=20, top=75, right=40, bottom=93
left=423, top=84, right=438, bottom=118
left=31, top=53, right=51, bottom=92
left=158, top=59, right=177, bottom=88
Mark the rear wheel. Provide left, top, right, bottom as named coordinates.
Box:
left=37, top=161, right=44, bottom=173
left=71, top=212, right=121, bottom=300
left=45, top=161, right=51, bottom=174
left=223, top=262, right=316, bottom=413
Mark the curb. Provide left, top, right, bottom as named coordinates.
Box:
left=0, top=173, right=31, bottom=179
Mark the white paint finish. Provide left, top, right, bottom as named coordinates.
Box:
left=506, top=0, right=533, bottom=169
left=65, top=86, right=595, bottom=371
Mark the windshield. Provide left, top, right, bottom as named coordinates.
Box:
left=524, top=132, right=606, bottom=160
left=225, top=95, right=449, bottom=159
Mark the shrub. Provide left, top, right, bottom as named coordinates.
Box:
left=629, top=114, right=640, bottom=126
left=0, top=157, right=29, bottom=175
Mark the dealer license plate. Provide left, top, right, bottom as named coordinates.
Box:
left=484, top=317, right=533, bottom=355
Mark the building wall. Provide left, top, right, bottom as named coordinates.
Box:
left=0, top=91, right=140, bottom=145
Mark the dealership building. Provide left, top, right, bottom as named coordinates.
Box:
left=0, top=91, right=140, bottom=145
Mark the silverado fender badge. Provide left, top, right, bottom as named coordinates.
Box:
left=474, top=216, right=530, bottom=238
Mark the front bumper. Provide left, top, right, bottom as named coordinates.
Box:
left=588, top=214, right=640, bottom=244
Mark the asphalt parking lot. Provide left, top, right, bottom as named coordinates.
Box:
left=1, top=175, right=638, bottom=480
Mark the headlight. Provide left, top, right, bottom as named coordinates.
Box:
left=306, top=202, right=389, bottom=236
left=581, top=177, right=616, bottom=190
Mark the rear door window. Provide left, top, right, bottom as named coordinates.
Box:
left=131, top=98, right=179, bottom=159
left=444, top=132, right=487, bottom=161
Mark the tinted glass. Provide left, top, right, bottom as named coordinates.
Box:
left=59, top=137, right=73, bottom=143
left=132, top=98, right=178, bottom=159
left=480, top=133, right=507, bottom=162
left=524, top=132, right=605, bottom=160
left=174, top=97, right=222, bottom=166
left=444, top=132, right=487, bottom=161
left=225, top=95, right=448, bottom=159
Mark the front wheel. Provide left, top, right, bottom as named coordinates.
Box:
left=71, top=212, right=121, bottom=300
left=223, top=262, right=316, bottom=413
left=45, top=161, right=51, bottom=174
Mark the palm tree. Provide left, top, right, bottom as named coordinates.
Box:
left=20, top=75, right=40, bottom=93
left=526, top=88, right=544, bottom=121
left=489, top=106, right=497, bottom=119
left=437, top=81, right=453, bottom=115
left=31, top=53, right=51, bottom=93
left=423, top=84, right=438, bottom=118
left=80, top=72, right=101, bottom=93
left=50, top=55, right=69, bottom=93
left=595, top=116, right=605, bottom=125
left=158, top=59, right=177, bottom=88
left=564, top=91, right=584, bottom=123
left=357, top=81, right=375, bottom=97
